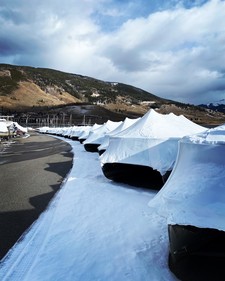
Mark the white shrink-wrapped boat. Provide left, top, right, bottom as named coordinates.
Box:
left=98, top=117, right=140, bottom=155
left=149, top=124, right=225, bottom=281
left=83, top=120, right=122, bottom=152
left=0, top=119, right=9, bottom=139
left=79, top=123, right=101, bottom=144
left=100, top=109, right=206, bottom=189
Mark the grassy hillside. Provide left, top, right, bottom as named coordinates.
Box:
left=1, top=64, right=225, bottom=126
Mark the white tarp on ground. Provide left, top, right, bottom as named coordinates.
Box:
left=100, top=109, right=206, bottom=176
left=149, top=124, right=225, bottom=231
left=83, top=120, right=122, bottom=146
left=0, top=138, right=177, bottom=281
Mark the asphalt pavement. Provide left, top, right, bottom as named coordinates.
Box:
left=0, top=132, right=73, bottom=260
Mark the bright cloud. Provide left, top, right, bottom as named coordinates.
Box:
left=0, top=0, right=225, bottom=104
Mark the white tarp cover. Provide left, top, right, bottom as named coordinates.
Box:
left=83, top=120, right=122, bottom=146
left=100, top=109, right=206, bottom=175
left=149, top=124, right=225, bottom=231
left=62, top=126, right=73, bottom=136
left=0, top=120, right=8, bottom=134
left=38, top=126, right=49, bottom=133
left=13, top=122, right=28, bottom=133
left=98, top=117, right=140, bottom=151
left=70, top=125, right=92, bottom=138
left=1, top=121, right=27, bottom=134
left=78, top=123, right=101, bottom=141
left=47, top=127, right=66, bottom=135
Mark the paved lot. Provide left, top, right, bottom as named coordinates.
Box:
left=0, top=132, right=73, bottom=259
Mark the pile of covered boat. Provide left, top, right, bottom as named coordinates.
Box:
left=100, top=110, right=206, bottom=189
left=39, top=109, right=206, bottom=189
left=0, top=119, right=28, bottom=140
left=38, top=108, right=225, bottom=280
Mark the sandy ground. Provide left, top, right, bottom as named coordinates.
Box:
left=0, top=132, right=73, bottom=260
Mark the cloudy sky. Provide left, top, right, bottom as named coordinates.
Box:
left=0, top=0, right=225, bottom=104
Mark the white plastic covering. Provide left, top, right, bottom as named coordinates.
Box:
left=98, top=117, right=140, bottom=151
left=79, top=123, right=101, bottom=141
left=83, top=120, right=122, bottom=146
left=62, top=126, right=73, bottom=137
left=100, top=109, right=206, bottom=175
left=70, top=125, right=92, bottom=138
left=0, top=119, right=9, bottom=135
left=1, top=121, right=28, bottom=134
left=37, top=126, right=49, bottom=133
left=149, top=124, right=225, bottom=231
left=46, top=127, right=58, bottom=134
left=12, top=122, right=28, bottom=133
left=48, top=127, right=65, bottom=135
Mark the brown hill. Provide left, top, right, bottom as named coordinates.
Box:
left=1, top=64, right=225, bottom=126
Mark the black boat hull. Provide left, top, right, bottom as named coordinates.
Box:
left=102, top=162, right=166, bottom=189
left=168, top=224, right=225, bottom=281
left=84, top=143, right=100, bottom=152
left=71, top=136, right=79, bottom=141
left=79, top=138, right=86, bottom=144
left=98, top=149, right=106, bottom=156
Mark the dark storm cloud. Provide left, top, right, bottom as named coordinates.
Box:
left=0, top=0, right=225, bottom=104
left=0, top=39, right=22, bottom=55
